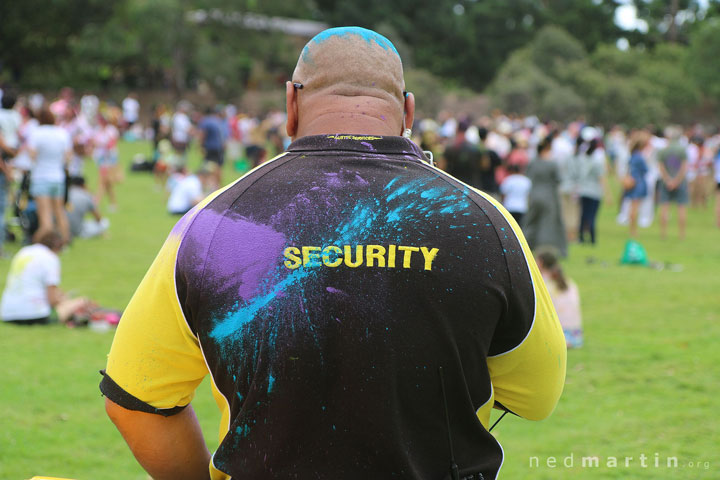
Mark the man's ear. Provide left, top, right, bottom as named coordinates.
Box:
left=403, top=92, right=415, bottom=133
left=286, top=81, right=298, bottom=138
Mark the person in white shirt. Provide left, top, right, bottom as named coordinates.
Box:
left=171, top=101, right=193, bottom=165
left=27, top=106, right=72, bottom=244
left=122, top=93, right=140, bottom=130
left=500, top=163, right=532, bottom=224
left=0, top=231, right=89, bottom=325
left=166, top=165, right=212, bottom=215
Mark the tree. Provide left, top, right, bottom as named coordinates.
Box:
left=629, top=0, right=720, bottom=46
left=688, top=18, right=720, bottom=101
left=0, top=0, right=117, bottom=83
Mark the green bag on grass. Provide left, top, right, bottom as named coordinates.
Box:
left=621, top=239, right=649, bottom=266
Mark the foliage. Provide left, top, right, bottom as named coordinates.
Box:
left=687, top=18, right=720, bottom=101
left=0, top=0, right=116, bottom=82
left=2, top=0, right=720, bottom=121
left=487, top=22, right=714, bottom=126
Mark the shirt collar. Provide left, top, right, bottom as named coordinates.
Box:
left=287, top=134, right=428, bottom=161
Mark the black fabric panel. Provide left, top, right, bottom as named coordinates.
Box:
left=99, top=370, right=187, bottom=417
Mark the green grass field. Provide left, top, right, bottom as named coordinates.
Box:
left=1, top=141, right=718, bottom=479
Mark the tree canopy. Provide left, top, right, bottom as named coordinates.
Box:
left=1, top=0, right=719, bottom=123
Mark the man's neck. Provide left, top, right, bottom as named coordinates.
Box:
left=296, top=113, right=400, bottom=140
left=294, top=97, right=402, bottom=140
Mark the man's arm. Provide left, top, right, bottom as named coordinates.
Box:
left=480, top=194, right=566, bottom=421
left=0, top=136, right=17, bottom=157
left=47, top=285, right=65, bottom=308
left=105, top=398, right=211, bottom=480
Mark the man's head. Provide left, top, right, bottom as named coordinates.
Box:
left=69, top=176, right=87, bottom=189
left=286, top=26, right=413, bottom=139
left=37, top=230, right=64, bottom=253
left=1, top=89, right=17, bottom=110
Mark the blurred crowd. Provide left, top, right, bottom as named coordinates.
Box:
left=2, top=86, right=720, bottom=335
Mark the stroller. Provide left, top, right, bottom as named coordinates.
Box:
left=13, top=172, right=39, bottom=245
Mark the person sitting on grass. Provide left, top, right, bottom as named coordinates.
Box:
left=166, top=165, right=213, bottom=215
left=0, top=231, right=91, bottom=325
left=66, top=176, right=109, bottom=240
left=536, top=246, right=583, bottom=349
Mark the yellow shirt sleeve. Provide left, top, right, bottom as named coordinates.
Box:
left=104, top=226, right=208, bottom=410
left=475, top=190, right=567, bottom=423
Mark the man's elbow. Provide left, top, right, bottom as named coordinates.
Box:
left=496, top=377, right=564, bottom=422
left=105, top=397, right=124, bottom=425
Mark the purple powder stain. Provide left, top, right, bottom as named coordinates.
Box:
left=380, top=115, right=386, bottom=120
left=324, top=172, right=343, bottom=188
left=326, top=287, right=347, bottom=296
left=197, top=212, right=287, bottom=300
left=360, top=141, right=375, bottom=151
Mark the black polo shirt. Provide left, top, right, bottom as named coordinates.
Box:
left=102, top=134, right=566, bottom=480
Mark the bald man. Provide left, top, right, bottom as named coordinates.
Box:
left=102, top=27, right=565, bottom=480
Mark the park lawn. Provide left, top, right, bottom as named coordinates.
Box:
left=0, top=141, right=718, bottom=479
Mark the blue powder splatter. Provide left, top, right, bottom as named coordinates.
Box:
left=309, top=27, right=399, bottom=55
left=210, top=269, right=311, bottom=343
left=268, top=374, right=276, bottom=393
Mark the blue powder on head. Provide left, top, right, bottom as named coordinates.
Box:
left=302, top=26, right=400, bottom=62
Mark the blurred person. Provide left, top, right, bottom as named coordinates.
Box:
left=198, top=106, right=227, bottom=189
left=619, top=126, right=661, bottom=229
left=500, top=163, right=531, bottom=224
left=443, top=119, right=484, bottom=189
left=151, top=104, right=171, bottom=161
left=224, top=105, right=243, bottom=165
left=476, top=126, right=502, bottom=197
left=63, top=105, right=93, bottom=182
left=576, top=129, right=607, bottom=245
left=0, top=230, right=90, bottom=325
left=687, top=136, right=711, bottom=208
left=0, top=90, right=22, bottom=255
left=523, top=140, right=567, bottom=257
left=657, top=126, right=689, bottom=240
left=27, top=106, right=71, bottom=244
left=101, top=27, right=565, bottom=480
left=536, top=247, right=583, bottom=349
left=171, top=101, right=193, bottom=164
left=92, top=112, right=120, bottom=211
left=558, top=134, right=581, bottom=243
left=10, top=101, right=40, bottom=219
left=506, top=134, right=530, bottom=174
left=49, top=87, right=74, bottom=121
left=122, top=92, right=140, bottom=131
left=245, top=144, right=267, bottom=169
left=66, top=176, right=108, bottom=239
left=166, top=165, right=212, bottom=215
left=624, top=130, right=651, bottom=238
left=486, top=121, right=512, bottom=159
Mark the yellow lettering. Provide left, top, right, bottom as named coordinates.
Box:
left=322, top=246, right=343, bottom=267
left=302, top=246, right=322, bottom=267
left=283, top=247, right=302, bottom=270
left=387, top=244, right=397, bottom=268
left=420, top=247, right=439, bottom=271
left=344, top=245, right=364, bottom=268
left=366, top=245, right=386, bottom=267
left=397, top=246, right=419, bottom=268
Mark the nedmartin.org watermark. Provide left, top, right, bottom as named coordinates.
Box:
left=529, top=452, right=711, bottom=470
